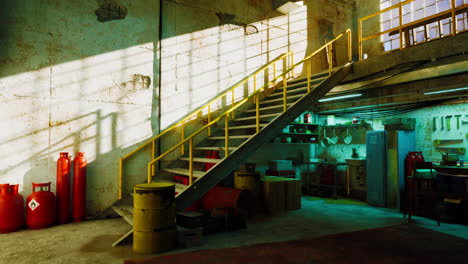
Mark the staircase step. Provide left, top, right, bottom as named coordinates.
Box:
left=208, top=135, right=252, bottom=140
left=225, top=124, right=267, bottom=130
left=260, top=92, right=305, bottom=105
left=194, top=146, right=237, bottom=151
left=269, top=86, right=308, bottom=98
left=180, top=157, right=222, bottom=163
left=234, top=113, right=280, bottom=121
left=112, top=201, right=134, bottom=226
left=164, top=168, right=206, bottom=177
left=246, top=103, right=293, bottom=113
left=175, top=183, right=188, bottom=193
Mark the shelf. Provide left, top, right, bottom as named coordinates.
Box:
left=289, top=123, right=319, bottom=126
left=323, top=123, right=370, bottom=128
left=268, top=142, right=317, bottom=145
left=281, top=132, right=319, bottom=136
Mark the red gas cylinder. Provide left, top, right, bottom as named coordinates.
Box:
left=73, top=152, right=87, bottom=222
left=204, top=151, right=220, bottom=171
left=405, top=151, right=425, bottom=177
left=56, top=152, right=71, bottom=224
left=0, top=184, right=24, bottom=233
left=26, top=182, right=56, bottom=229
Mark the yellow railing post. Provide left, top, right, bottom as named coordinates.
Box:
left=180, top=122, right=185, bottom=155
left=255, top=94, right=260, bottom=133
left=273, top=62, right=277, bottom=82
left=151, top=140, right=155, bottom=177
left=118, top=159, right=123, bottom=199
left=307, top=59, right=311, bottom=93
left=253, top=75, right=257, bottom=92
left=189, top=138, right=193, bottom=186
left=358, top=19, right=362, bottom=61
left=451, top=0, right=456, bottom=35
left=207, top=104, right=211, bottom=136
left=225, top=116, right=229, bottom=157
left=147, top=161, right=152, bottom=183
left=347, top=29, right=352, bottom=62
left=290, top=53, right=294, bottom=78
left=231, top=89, right=235, bottom=119
left=327, top=44, right=332, bottom=76
left=282, top=57, right=288, bottom=112
left=399, top=3, right=403, bottom=49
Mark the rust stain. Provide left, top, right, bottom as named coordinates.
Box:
left=49, top=120, right=64, bottom=127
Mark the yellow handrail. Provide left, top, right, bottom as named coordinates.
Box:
left=118, top=51, right=293, bottom=199
left=141, top=29, right=352, bottom=195
left=358, top=0, right=467, bottom=60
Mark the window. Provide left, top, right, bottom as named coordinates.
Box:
left=380, top=0, right=468, bottom=51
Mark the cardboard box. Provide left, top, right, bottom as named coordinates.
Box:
left=269, top=160, right=293, bottom=171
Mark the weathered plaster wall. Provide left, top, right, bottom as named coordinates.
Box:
left=0, top=0, right=159, bottom=215
left=160, top=0, right=308, bottom=128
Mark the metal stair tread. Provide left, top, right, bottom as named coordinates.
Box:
left=246, top=103, right=293, bottom=112
left=112, top=202, right=134, bottom=225
left=234, top=113, right=280, bottom=121
left=194, top=146, right=237, bottom=150
left=209, top=135, right=253, bottom=140
left=269, top=86, right=309, bottom=97
left=164, top=168, right=206, bottom=177
left=260, top=92, right=305, bottom=105
left=179, top=157, right=222, bottom=163
left=225, top=124, right=267, bottom=130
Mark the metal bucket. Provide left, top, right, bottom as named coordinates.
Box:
left=133, top=182, right=176, bottom=253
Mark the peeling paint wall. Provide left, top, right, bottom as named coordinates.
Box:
left=0, top=0, right=160, bottom=215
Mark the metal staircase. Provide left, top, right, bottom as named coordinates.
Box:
left=112, top=29, right=353, bottom=246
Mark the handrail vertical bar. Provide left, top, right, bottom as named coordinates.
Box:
left=180, top=122, right=185, bottom=155
left=358, top=19, right=362, bottom=61
left=273, top=62, right=277, bottom=81
left=290, top=53, right=294, bottom=78
left=399, top=3, right=403, bottom=49
left=189, top=138, right=193, bottom=186
left=282, top=57, right=287, bottom=112
left=327, top=44, right=332, bottom=76
left=451, top=0, right=456, bottom=35
left=207, top=104, right=211, bottom=136
left=231, top=89, right=235, bottom=119
left=147, top=161, right=152, bottom=184
left=307, top=59, right=311, bottom=93
left=151, top=140, right=155, bottom=177
left=253, top=75, right=257, bottom=92
left=347, top=29, right=352, bottom=62
left=118, top=159, right=123, bottom=199
left=255, top=94, right=260, bottom=133
left=224, top=116, right=229, bottom=157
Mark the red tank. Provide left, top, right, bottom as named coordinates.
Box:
left=73, top=152, right=87, bottom=222
left=0, top=184, right=24, bottom=233
left=56, top=152, right=71, bottom=224
left=405, top=151, right=425, bottom=177
left=204, top=151, right=220, bottom=171
left=26, top=182, right=56, bottom=229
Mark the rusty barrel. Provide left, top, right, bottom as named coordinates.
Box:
left=133, top=182, right=176, bottom=253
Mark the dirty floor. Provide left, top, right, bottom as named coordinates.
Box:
left=1, top=196, right=467, bottom=264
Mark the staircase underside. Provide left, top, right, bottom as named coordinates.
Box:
left=111, top=63, right=353, bottom=246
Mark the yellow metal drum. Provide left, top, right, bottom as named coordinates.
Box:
left=133, top=182, right=176, bottom=253
left=234, top=171, right=260, bottom=195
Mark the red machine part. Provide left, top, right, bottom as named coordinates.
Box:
left=202, top=186, right=252, bottom=211
left=204, top=151, right=220, bottom=171
left=405, top=151, right=425, bottom=177
left=0, top=184, right=24, bottom=233
left=56, top=152, right=71, bottom=224
left=26, top=182, right=56, bottom=229
left=73, top=152, right=87, bottom=222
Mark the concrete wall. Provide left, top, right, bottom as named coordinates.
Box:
left=0, top=0, right=160, bottom=215
left=160, top=0, right=308, bottom=128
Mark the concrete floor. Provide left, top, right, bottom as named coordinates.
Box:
left=1, top=196, right=467, bottom=264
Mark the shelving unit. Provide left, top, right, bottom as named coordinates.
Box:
left=271, top=123, right=320, bottom=144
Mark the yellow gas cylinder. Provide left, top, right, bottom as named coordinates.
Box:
left=133, top=182, right=176, bottom=253
left=234, top=171, right=260, bottom=196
